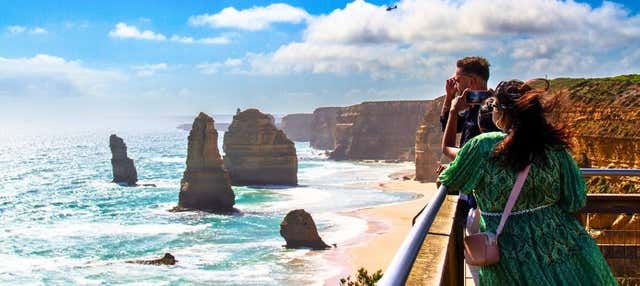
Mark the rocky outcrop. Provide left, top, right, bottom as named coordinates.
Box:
left=546, top=75, right=640, bottom=194
left=223, top=109, right=298, bottom=186
left=109, top=134, right=138, bottom=186
left=177, top=112, right=235, bottom=212
left=126, top=253, right=177, bottom=265
left=310, top=107, right=340, bottom=150
left=329, top=101, right=428, bottom=161
left=414, top=97, right=446, bottom=182
left=280, top=209, right=330, bottom=250
left=281, top=113, right=313, bottom=142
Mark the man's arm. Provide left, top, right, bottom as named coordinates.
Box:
left=440, top=77, right=464, bottom=132
left=442, top=92, right=470, bottom=160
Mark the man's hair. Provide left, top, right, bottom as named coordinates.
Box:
left=457, top=57, right=490, bottom=82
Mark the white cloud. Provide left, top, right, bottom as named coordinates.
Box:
left=132, top=63, right=169, bottom=77
left=170, top=35, right=230, bottom=45
left=109, top=23, right=230, bottom=44
left=221, top=0, right=640, bottom=80
left=0, top=54, right=126, bottom=97
left=108, top=22, right=167, bottom=41
left=197, top=58, right=244, bottom=74
left=189, top=3, right=311, bottom=31
left=6, top=25, right=47, bottom=35
left=7, top=25, right=27, bottom=34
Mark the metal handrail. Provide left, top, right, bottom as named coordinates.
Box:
left=580, top=168, right=640, bottom=177
left=378, top=184, right=448, bottom=286
left=380, top=168, right=640, bottom=286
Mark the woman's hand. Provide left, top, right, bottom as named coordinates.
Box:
left=450, top=88, right=470, bottom=113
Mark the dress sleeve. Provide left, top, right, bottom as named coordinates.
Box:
left=437, top=135, right=486, bottom=194
left=557, top=149, right=587, bottom=212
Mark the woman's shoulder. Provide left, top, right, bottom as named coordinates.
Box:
left=468, top=131, right=505, bottom=147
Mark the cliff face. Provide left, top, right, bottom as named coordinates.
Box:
left=109, top=134, right=138, bottom=186
left=223, top=109, right=298, bottom=186
left=310, top=107, right=340, bottom=150
left=547, top=75, right=640, bottom=194
left=178, top=112, right=235, bottom=212
left=329, top=101, right=428, bottom=161
left=414, top=97, right=445, bottom=182
left=281, top=113, right=313, bottom=142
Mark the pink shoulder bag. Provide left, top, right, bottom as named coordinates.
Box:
left=463, top=164, right=531, bottom=266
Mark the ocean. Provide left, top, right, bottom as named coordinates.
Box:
left=0, top=127, right=414, bottom=285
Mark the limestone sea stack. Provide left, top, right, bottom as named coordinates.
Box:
left=109, top=134, right=138, bottom=186
left=223, top=109, right=298, bottom=186
left=177, top=112, right=235, bottom=212
left=280, top=113, right=313, bottom=142
left=414, top=97, right=446, bottom=182
left=280, top=209, right=330, bottom=250
left=309, top=107, right=340, bottom=150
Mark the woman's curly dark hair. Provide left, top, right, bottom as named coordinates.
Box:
left=492, top=79, right=571, bottom=171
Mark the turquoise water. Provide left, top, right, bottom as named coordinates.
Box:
left=0, top=129, right=413, bottom=285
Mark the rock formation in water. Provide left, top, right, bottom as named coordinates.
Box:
left=281, top=113, right=313, bottom=142
left=328, top=101, right=428, bottom=161
left=126, top=253, right=177, bottom=265
left=414, top=97, right=446, bottom=182
left=309, top=107, right=340, bottom=150
left=280, top=209, right=330, bottom=250
left=223, top=109, right=298, bottom=186
left=109, top=134, right=138, bottom=186
left=177, top=112, right=235, bottom=212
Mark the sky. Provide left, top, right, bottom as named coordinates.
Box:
left=1, top=0, right=639, bottom=131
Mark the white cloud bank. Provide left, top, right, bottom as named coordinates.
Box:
left=6, top=25, right=48, bottom=35
left=132, top=63, right=168, bottom=77
left=189, top=3, right=311, bottom=31
left=108, top=23, right=230, bottom=44
left=209, top=0, right=640, bottom=80
left=0, top=54, right=126, bottom=97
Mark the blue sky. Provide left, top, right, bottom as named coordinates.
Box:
left=1, top=0, right=639, bottom=132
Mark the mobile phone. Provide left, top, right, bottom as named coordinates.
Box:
left=465, top=90, right=490, bottom=105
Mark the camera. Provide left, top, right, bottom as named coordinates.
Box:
left=465, top=90, right=491, bottom=105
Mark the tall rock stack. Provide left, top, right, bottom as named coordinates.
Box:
left=281, top=113, right=313, bottom=142
left=178, top=112, right=235, bottom=212
left=109, top=134, right=138, bottom=186
left=414, top=97, right=446, bottom=182
left=223, top=109, right=298, bottom=186
left=309, top=107, right=340, bottom=150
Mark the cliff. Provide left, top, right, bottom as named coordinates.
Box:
left=281, top=113, right=313, bottom=142
left=414, top=97, right=446, bottom=182
left=329, top=101, right=428, bottom=161
left=547, top=75, right=640, bottom=194
left=223, top=109, right=298, bottom=186
left=309, top=107, right=340, bottom=150
left=109, top=134, right=138, bottom=186
left=177, top=112, right=235, bottom=212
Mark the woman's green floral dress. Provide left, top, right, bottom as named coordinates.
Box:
left=438, top=132, right=617, bottom=286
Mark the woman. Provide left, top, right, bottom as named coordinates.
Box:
left=438, top=79, right=617, bottom=285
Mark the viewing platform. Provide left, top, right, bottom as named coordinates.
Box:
left=381, top=169, right=640, bottom=286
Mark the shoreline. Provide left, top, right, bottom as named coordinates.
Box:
left=322, top=169, right=438, bottom=285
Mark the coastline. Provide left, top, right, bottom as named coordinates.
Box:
left=323, top=169, right=438, bottom=284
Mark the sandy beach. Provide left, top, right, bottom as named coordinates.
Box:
left=324, top=169, right=439, bottom=284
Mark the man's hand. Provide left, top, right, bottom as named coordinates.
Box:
left=445, top=77, right=457, bottom=99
